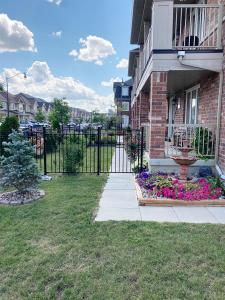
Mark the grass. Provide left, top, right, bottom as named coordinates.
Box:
left=1, top=175, right=225, bottom=299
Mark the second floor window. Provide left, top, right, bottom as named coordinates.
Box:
left=122, top=86, right=129, bottom=97
left=122, top=102, right=129, bottom=111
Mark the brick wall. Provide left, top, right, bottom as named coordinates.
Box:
left=199, top=73, right=219, bottom=126
left=149, top=72, right=168, bottom=159
left=139, top=91, right=150, bottom=125
left=131, top=98, right=140, bottom=129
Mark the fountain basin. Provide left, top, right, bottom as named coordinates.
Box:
left=171, top=156, right=198, bottom=166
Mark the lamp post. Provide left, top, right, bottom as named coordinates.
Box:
left=4, top=72, right=27, bottom=117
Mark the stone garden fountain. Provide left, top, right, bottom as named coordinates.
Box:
left=171, top=140, right=198, bottom=180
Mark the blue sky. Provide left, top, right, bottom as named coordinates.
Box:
left=0, top=0, right=133, bottom=111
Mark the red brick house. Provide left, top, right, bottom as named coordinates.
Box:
left=129, top=0, right=225, bottom=177
left=113, top=79, right=132, bottom=129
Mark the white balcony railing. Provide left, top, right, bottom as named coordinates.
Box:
left=173, top=4, right=223, bottom=49
left=131, top=3, right=223, bottom=103
left=165, top=124, right=216, bottom=158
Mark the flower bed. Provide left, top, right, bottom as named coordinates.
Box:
left=136, top=172, right=225, bottom=206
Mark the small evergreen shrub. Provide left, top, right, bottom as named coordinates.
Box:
left=63, top=135, right=85, bottom=173
left=0, top=131, right=40, bottom=193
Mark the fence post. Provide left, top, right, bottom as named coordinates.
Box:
left=97, top=126, right=101, bottom=175
left=43, top=126, right=47, bottom=175
left=140, top=126, right=144, bottom=172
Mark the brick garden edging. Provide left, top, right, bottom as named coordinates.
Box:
left=135, top=181, right=225, bottom=207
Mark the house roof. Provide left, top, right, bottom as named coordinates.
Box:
left=0, top=91, right=17, bottom=103
left=16, top=93, right=50, bottom=108
left=113, top=79, right=133, bottom=90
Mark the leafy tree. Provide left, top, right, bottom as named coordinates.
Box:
left=35, top=109, right=46, bottom=122
left=0, top=131, right=40, bottom=194
left=49, top=98, right=70, bottom=130
left=0, top=116, right=19, bottom=135
left=91, top=110, right=107, bottom=125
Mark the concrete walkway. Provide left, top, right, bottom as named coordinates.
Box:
left=95, top=149, right=225, bottom=223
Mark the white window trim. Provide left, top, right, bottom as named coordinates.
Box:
left=185, top=84, right=200, bottom=125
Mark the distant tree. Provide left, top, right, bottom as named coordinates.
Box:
left=0, top=84, right=4, bottom=92
left=0, top=116, right=19, bottom=135
left=106, top=115, right=121, bottom=129
left=35, top=109, right=45, bottom=123
left=48, top=98, right=70, bottom=130
left=91, top=111, right=107, bottom=125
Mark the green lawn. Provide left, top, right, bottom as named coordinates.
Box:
left=1, top=175, right=225, bottom=299
left=37, top=146, right=114, bottom=174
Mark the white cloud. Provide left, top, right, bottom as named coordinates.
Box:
left=69, top=35, right=116, bottom=65
left=0, top=61, right=113, bottom=112
left=47, top=0, right=62, bottom=5
left=101, top=77, right=121, bottom=87
left=116, top=58, right=128, bottom=69
left=52, top=31, right=62, bottom=38
left=69, top=49, right=78, bottom=57
left=0, top=14, right=36, bottom=53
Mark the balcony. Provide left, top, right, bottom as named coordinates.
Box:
left=130, top=2, right=223, bottom=103
left=173, top=4, right=222, bottom=50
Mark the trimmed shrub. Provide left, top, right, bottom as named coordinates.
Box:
left=63, top=135, right=85, bottom=173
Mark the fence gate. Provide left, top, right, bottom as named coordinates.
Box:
left=29, top=127, right=145, bottom=175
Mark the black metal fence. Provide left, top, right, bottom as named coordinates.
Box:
left=0, top=127, right=144, bottom=175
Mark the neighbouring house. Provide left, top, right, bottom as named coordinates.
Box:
left=70, top=107, right=91, bottom=122
left=36, top=97, right=52, bottom=119
left=113, top=79, right=132, bottom=129
left=16, top=93, right=38, bottom=121
left=0, top=91, right=20, bottom=120
left=0, top=92, right=52, bottom=122
left=129, top=0, right=225, bottom=176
